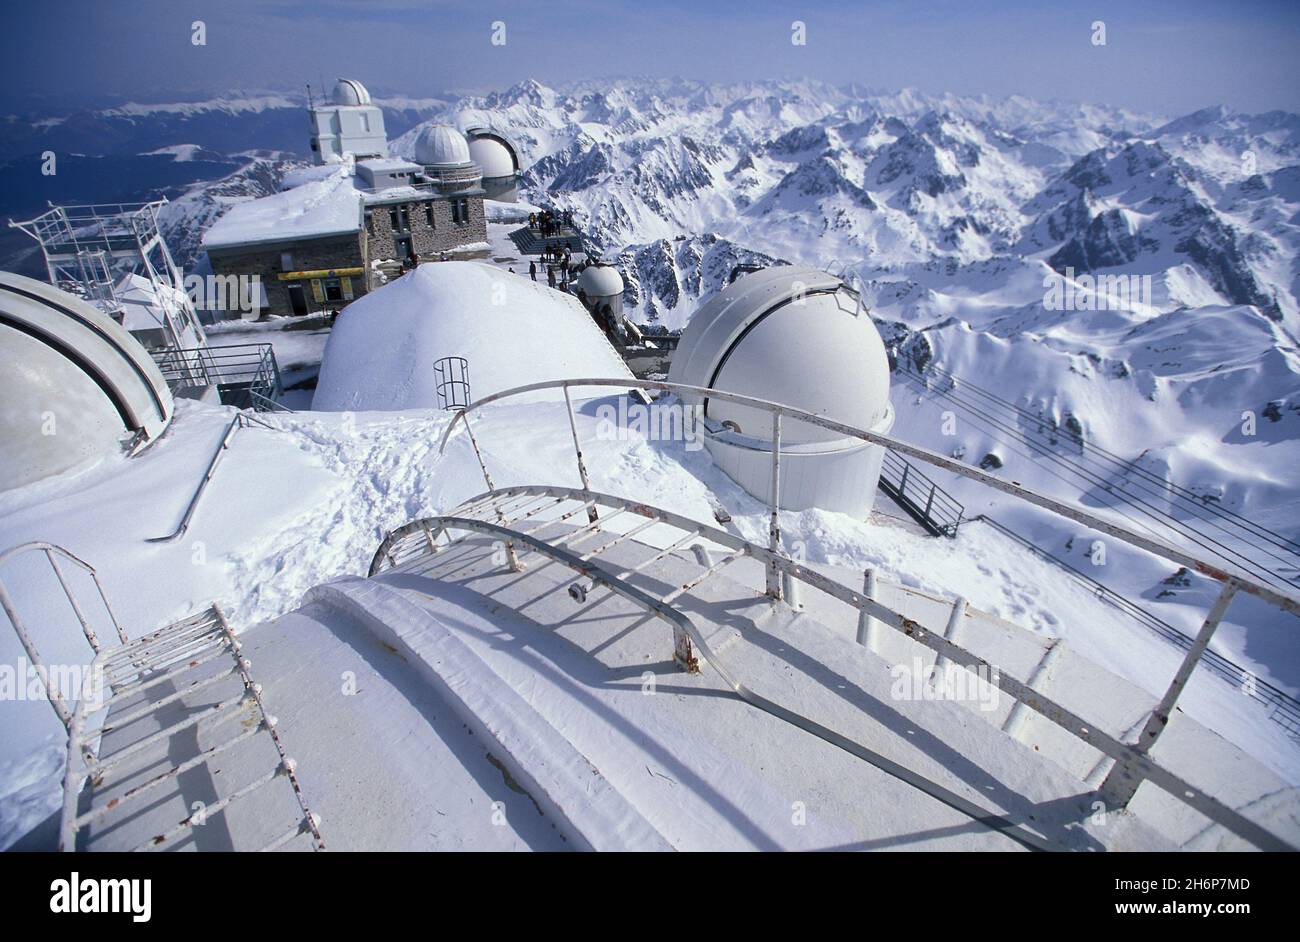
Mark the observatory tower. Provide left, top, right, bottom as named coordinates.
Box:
left=668, top=266, right=894, bottom=517
left=309, top=78, right=388, bottom=165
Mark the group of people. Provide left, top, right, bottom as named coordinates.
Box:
left=527, top=208, right=574, bottom=238
left=528, top=242, right=579, bottom=289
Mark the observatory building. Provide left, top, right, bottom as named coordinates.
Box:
left=668, top=266, right=894, bottom=517
left=309, top=79, right=388, bottom=165
left=465, top=127, right=523, bottom=202
left=0, top=273, right=173, bottom=491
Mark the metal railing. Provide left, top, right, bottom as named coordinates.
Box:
left=434, top=376, right=1300, bottom=826
left=151, top=342, right=283, bottom=410
left=879, top=449, right=965, bottom=537
left=977, top=515, right=1300, bottom=738
left=433, top=356, right=472, bottom=411
left=0, top=542, right=128, bottom=733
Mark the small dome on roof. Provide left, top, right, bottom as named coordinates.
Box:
left=577, top=264, right=623, bottom=299
left=414, top=124, right=473, bottom=168
left=332, top=78, right=372, bottom=107
left=466, top=132, right=518, bottom=178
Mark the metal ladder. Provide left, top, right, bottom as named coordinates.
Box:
left=0, top=542, right=324, bottom=851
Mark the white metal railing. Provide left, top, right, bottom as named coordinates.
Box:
left=0, top=542, right=128, bottom=732
left=435, top=377, right=1300, bottom=820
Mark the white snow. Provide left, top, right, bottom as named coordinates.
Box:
left=201, top=161, right=362, bottom=249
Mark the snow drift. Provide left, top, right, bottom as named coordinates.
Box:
left=312, top=262, right=631, bottom=411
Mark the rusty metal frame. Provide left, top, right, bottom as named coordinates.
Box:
left=373, top=483, right=1297, bottom=851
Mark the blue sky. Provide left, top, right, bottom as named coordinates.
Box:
left=1, top=0, right=1297, bottom=114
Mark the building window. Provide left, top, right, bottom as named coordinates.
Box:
left=280, top=251, right=294, bottom=271
left=452, top=198, right=470, bottom=225
left=389, top=208, right=400, bottom=231
left=425, top=203, right=434, bottom=227
left=323, top=278, right=344, bottom=303
left=365, top=212, right=374, bottom=235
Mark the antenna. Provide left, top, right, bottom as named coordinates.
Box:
left=306, top=83, right=314, bottom=110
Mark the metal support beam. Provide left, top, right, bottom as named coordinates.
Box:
left=1100, top=581, right=1240, bottom=807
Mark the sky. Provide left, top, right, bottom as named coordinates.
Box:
left=0, top=0, right=1298, bottom=115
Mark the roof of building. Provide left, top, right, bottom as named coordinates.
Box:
left=332, top=78, right=372, bottom=107
left=357, top=157, right=423, bottom=174
left=414, top=124, right=473, bottom=168
left=202, top=166, right=364, bottom=250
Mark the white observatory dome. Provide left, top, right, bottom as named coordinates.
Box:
left=577, top=264, right=624, bottom=299
left=466, top=134, right=517, bottom=178
left=0, top=273, right=174, bottom=492
left=668, top=265, right=894, bottom=516
left=332, top=78, right=372, bottom=107
left=414, top=124, right=473, bottom=168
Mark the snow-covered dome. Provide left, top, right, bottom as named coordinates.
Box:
left=0, top=273, right=173, bottom=491
left=414, top=124, right=473, bottom=168
left=466, top=132, right=518, bottom=178
left=332, top=78, right=372, bottom=107
left=314, top=263, right=631, bottom=411
left=577, top=264, right=624, bottom=299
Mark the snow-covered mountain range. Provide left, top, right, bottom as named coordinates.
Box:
left=5, top=78, right=1299, bottom=552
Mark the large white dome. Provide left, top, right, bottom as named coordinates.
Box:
left=466, top=134, right=517, bottom=178
left=414, top=124, right=472, bottom=168
left=0, top=273, right=173, bottom=491
left=669, top=266, right=891, bottom=443
left=332, top=78, right=372, bottom=107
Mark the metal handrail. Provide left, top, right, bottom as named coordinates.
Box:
left=436, top=376, right=1300, bottom=811
left=147, top=416, right=242, bottom=543
left=372, top=485, right=1296, bottom=851
left=436, top=377, right=1300, bottom=614
left=372, top=503, right=1060, bottom=852
left=0, top=541, right=129, bottom=731
left=977, top=515, right=1300, bottom=737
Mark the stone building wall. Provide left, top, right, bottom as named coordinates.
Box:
left=207, top=232, right=367, bottom=318
left=365, top=195, right=488, bottom=262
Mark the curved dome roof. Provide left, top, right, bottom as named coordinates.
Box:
left=667, top=266, right=890, bottom=444
left=466, top=133, right=518, bottom=177
left=414, top=124, right=472, bottom=168
left=0, top=273, right=174, bottom=491
left=577, top=264, right=623, bottom=299
left=332, top=78, right=372, bottom=106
